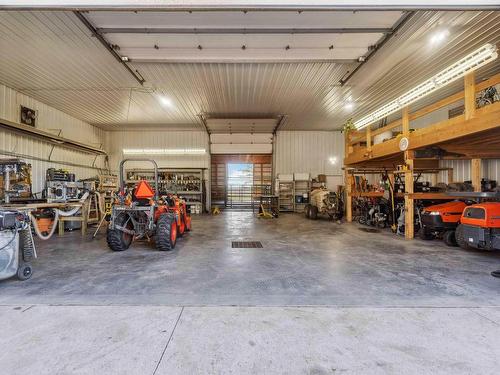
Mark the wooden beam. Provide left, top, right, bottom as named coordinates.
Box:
left=471, top=158, right=481, bottom=192
left=366, top=126, right=372, bottom=151
left=448, top=168, right=454, bottom=184
left=464, top=72, right=476, bottom=121
left=404, top=150, right=414, bottom=239
left=345, top=89, right=500, bottom=166
left=409, top=102, right=500, bottom=149
left=357, top=72, right=500, bottom=144
left=344, top=169, right=352, bottom=222
left=370, top=119, right=402, bottom=138
left=402, top=106, right=410, bottom=136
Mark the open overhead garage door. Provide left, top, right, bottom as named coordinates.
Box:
left=210, top=133, right=273, bottom=154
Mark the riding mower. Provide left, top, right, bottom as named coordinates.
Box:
left=455, top=202, right=500, bottom=251
left=419, top=200, right=468, bottom=246
left=106, top=159, right=191, bottom=252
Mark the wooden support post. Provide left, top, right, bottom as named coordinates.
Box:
left=471, top=158, right=482, bottom=192
left=404, top=150, right=414, bottom=239
left=402, top=106, right=410, bottom=136
left=431, top=173, right=438, bottom=187
left=464, top=72, right=476, bottom=121
left=344, top=169, right=352, bottom=222
left=401, top=106, right=415, bottom=238
left=447, top=169, right=454, bottom=184
left=366, top=126, right=372, bottom=151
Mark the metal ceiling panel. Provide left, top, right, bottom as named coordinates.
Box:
left=132, top=61, right=354, bottom=130
left=345, top=10, right=500, bottom=126
left=0, top=10, right=498, bottom=132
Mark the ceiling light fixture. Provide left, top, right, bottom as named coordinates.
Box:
left=429, top=29, right=450, bottom=45
left=158, top=95, right=173, bottom=108
left=121, top=56, right=129, bottom=62
left=123, top=148, right=206, bottom=155
left=329, top=156, right=338, bottom=165
left=353, top=43, right=498, bottom=130
left=344, top=102, right=354, bottom=111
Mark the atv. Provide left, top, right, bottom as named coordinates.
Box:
left=419, top=200, right=468, bottom=246
left=455, top=202, right=500, bottom=251
left=107, top=159, right=191, bottom=252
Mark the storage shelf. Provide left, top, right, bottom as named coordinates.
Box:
left=126, top=168, right=204, bottom=213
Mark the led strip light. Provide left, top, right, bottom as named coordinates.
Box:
left=354, top=43, right=498, bottom=130
left=123, top=148, right=206, bottom=155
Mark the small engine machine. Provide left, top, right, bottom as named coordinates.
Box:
left=45, top=168, right=82, bottom=202
left=0, top=209, right=36, bottom=281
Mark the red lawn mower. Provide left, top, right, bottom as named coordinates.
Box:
left=106, top=159, right=191, bottom=252
left=456, top=202, right=500, bottom=251
left=420, top=200, right=469, bottom=246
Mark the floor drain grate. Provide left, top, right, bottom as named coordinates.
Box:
left=232, top=241, right=263, bottom=249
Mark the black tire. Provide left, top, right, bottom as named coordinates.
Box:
left=156, top=213, right=177, bottom=251
left=304, top=205, right=311, bottom=219
left=17, top=263, right=33, bottom=281
left=310, top=206, right=318, bottom=220
left=19, top=229, right=34, bottom=262
left=178, top=214, right=186, bottom=237
left=443, top=230, right=458, bottom=247
left=455, top=224, right=469, bottom=249
left=107, top=213, right=133, bottom=252
left=419, top=227, right=435, bottom=241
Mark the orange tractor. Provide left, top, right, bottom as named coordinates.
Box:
left=107, top=159, right=191, bottom=252
left=455, top=202, right=500, bottom=251
left=420, top=200, right=468, bottom=246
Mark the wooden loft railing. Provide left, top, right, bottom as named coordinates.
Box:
left=345, top=72, right=500, bottom=166
left=343, top=71, right=500, bottom=240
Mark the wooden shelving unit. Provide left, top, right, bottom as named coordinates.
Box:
left=344, top=71, right=500, bottom=239
left=126, top=168, right=205, bottom=213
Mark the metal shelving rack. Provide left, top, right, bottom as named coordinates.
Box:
left=294, top=180, right=311, bottom=213
left=278, top=180, right=295, bottom=212
left=126, top=168, right=204, bottom=213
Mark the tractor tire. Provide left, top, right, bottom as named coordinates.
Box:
left=310, top=206, right=318, bottom=220
left=419, top=227, right=435, bottom=241
left=107, top=213, right=133, bottom=252
left=185, top=216, right=192, bottom=232
left=443, top=230, right=458, bottom=247
left=156, top=213, right=177, bottom=251
left=304, top=204, right=311, bottom=219
left=19, top=229, right=35, bottom=262
left=455, top=224, right=469, bottom=250
left=178, top=215, right=186, bottom=237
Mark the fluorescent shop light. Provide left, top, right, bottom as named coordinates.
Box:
left=123, top=148, right=206, bottom=155
left=354, top=43, right=498, bottom=130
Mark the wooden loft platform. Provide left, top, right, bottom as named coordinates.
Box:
left=343, top=71, right=500, bottom=240
left=344, top=72, right=500, bottom=167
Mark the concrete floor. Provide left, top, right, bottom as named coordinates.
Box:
left=1, top=211, right=500, bottom=374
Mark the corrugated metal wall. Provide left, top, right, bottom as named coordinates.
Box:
left=0, top=83, right=107, bottom=195
left=105, top=129, right=210, bottom=209
left=273, top=130, right=345, bottom=189
left=104, top=130, right=210, bottom=171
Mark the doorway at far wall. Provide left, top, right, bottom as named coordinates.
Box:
left=211, top=154, right=272, bottom=210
